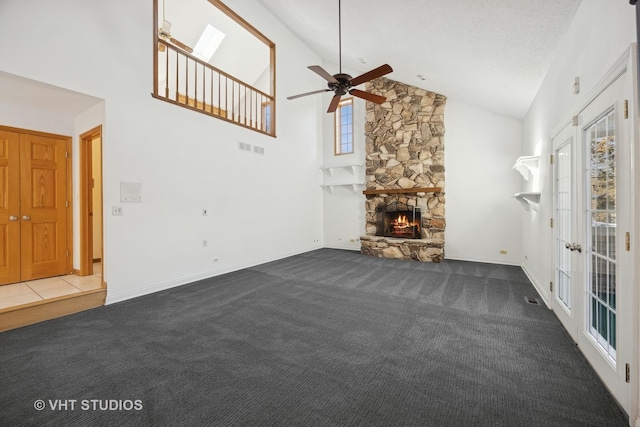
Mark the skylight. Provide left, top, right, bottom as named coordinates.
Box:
left=193, top=24, right=225, bottom=62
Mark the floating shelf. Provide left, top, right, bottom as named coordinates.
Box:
left=321, top=183, right=365, bottom=194
left=514, top=192, right=541, bottom=211
left=513, top=155, right=540, bottom=181
left=321, top=164, right=363, bottom=177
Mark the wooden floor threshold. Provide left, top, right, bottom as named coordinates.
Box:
left=0, top=289, right=106, bottom=333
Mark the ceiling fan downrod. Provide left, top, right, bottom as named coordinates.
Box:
left=338, top=0, right=342, bottom=73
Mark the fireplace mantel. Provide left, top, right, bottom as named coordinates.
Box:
left=363, top=187, right=442, bottom=196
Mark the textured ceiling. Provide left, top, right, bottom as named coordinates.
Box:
left=257, top=0, right=582, bottom=119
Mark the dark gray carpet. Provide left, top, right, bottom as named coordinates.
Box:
left=0, top=248, right=628, bottom=426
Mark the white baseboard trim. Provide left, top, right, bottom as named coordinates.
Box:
left=324, top=244, right=361, bottom=252
left=105, top=244, right=323, bottom=305
left=521, top=262, right=550, bottom=308
left=443, top=255, right=520, bottom=267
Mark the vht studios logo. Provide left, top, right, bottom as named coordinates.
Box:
left=34, top=399, right=143, bottom=411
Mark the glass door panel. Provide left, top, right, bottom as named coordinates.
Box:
left=556, top=142, right=572, bottom=310
left=586, top=110, right=617, bottom=361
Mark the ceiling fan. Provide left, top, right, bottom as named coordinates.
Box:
left=287, top=0, right=393, bottom=113
left=158, top=0, right=193, bottom=54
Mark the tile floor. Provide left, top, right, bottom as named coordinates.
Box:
left=0, top=263, right=103, bottom=310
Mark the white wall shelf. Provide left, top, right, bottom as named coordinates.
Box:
left=321, top=164, right=364, bottom=193
left=321, top=183, right=365, bottom=194
left=514, top=192, right=541, bottom=211
left=321, top=164, right=363, bottom=177
left=512, top=155, right=540, bottom=181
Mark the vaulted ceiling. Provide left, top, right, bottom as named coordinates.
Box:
left=257, top=0, right=582, bottom=119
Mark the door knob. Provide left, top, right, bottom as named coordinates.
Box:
left=566, top=243, right=583, bottom=253
left=9, top=215, right=18, bottom=221
left=22, top=215, right=31, bottom=221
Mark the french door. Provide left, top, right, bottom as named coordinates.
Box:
left=551, top=48, right=636, bottom=417
left=552, top=125, right=578, bottom=341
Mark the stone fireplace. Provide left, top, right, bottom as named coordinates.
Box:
left=377, top=203, right=421, bottom=239
left=360, top=77, right=446, bottom=262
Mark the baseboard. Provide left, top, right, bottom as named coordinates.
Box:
left=105, top=244, right=323, bottom=305
left=521, top=262, right=550, bottom=308
left=324, top=244, right=361, bottom=252
left=443, top=255, right=520, bottom=267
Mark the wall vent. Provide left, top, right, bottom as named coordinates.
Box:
left=253, top=145, right=265, bottom=155
left=524, top=296, right=540, bottom=305
left=238, top=141, right=252, bottom=152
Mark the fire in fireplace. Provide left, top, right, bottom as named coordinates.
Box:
left=377, top=207, right=422, bottom=239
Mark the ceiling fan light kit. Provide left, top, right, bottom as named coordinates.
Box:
left=287, top=0, right=393, bottom=113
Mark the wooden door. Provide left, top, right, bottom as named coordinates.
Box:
left=19, top=133, right=68, bottom=281
left=0, top=130, right=21, bottom=284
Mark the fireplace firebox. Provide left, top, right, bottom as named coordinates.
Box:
left=376, top=206, right=421, bottom=239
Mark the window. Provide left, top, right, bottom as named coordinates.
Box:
left=153, top=0, right=276, bottom=136
left=335, top=98, right=353, bottom=155
left=261, top=101, right=272, bottom=134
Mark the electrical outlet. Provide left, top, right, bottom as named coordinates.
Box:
left=112, top=206, right=123, bottom=216
left=202, top=240, right=208, bottom=247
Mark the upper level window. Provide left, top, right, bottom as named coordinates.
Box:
left=153, top=0, right=276, bottom=136
left=335, top=98, right=353, bottom=155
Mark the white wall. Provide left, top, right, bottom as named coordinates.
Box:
left=321, top=62, right=367, bottom=251
left=522, top=0, right=636, bottom=301
left=0, top=0, right=323, bottom=303
left=444, top=99, right=523, bottom=265
left=0, top=102, right=75, bottom=137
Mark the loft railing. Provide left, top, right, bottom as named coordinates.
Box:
left=153, top=40, right=275, bottom=136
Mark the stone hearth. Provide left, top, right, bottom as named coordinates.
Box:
left=361, top=77, right=446, bottom=262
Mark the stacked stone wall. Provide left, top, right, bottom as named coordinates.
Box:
left=361, top=77, right=446, bottom=262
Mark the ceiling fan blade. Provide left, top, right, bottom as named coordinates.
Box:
left=169, top=37, right=193, bottom=54
left=308, top=65, right=338, bottom=84
left=327, top=95, right=342, bottom=113
left=350, top=89, right=387, bottom=104
left=287, top=89, right=331, bottom=100
left=350, top=64, right=393, bottom=86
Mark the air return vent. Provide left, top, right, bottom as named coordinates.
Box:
left=524, top=296, right=540, bottom=305
left=238, top=141, right=252, bottom=152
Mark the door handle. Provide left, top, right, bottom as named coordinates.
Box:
left=22, top=215, right=31, bottom=221
left=566, top=243, right=583, bottom=253
left=9, top=215, right=18, bottom=221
